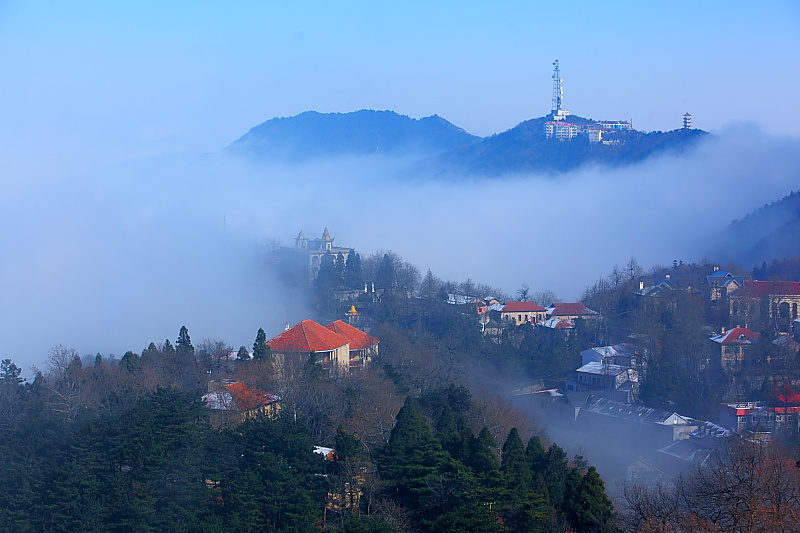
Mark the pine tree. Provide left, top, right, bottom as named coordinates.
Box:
left=176, top=325, right=194, bottom=357
left=501, top=428, right=532, bottom=491
left=378, top=397, right=453, bottom=511
left=343, top=250, right=363, bottom=289
left=526, top=435, right=547, bottom=475
left=236, top=346, right=250, bottom=361
left=565, top=466, right=617, bottom=532
left=252, top=328, right=270, bottom=360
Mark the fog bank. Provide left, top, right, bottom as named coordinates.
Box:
left=1, top=126, right=797, bottom=373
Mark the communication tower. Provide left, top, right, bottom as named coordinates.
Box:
left=551, top=60, right=563, bottom=115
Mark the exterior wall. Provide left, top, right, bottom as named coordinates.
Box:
left=500, top=310, right=546, bottom=326
left=209, top=402, right=281, bottom=429
left=544, top=121, right=581, bottom=140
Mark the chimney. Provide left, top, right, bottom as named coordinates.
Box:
left=284, top=322, right=290, bottom=331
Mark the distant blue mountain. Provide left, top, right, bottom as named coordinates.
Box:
left=419, top=116, right=709, bottom=177
left=718, top=191, right=800, bottom=267
left=228, top=110, right=479, bottom=161
left=228, top=109, right=708, bottom=177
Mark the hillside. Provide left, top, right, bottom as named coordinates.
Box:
left=718, top=190, right=800, bottom=267
left=229, top=109, right=709, bottom=176
left=418, top=115, right=709, bottom=177
left=228, top=109, right=479, bottom=161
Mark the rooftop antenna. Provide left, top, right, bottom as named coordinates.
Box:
left=551, top=60, right=563, bottom=115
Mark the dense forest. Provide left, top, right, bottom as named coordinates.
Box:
left=2, top=249, right=800, bottom=531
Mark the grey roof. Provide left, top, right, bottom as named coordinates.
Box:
left=582, top=395, right=691, bottom=426
left=576, top=361, right=630, bottom=376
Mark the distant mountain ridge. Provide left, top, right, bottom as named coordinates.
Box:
left=423, top=116, right=708, bottom=177
left=229, top=110, right=478, bottom=161
left=718, top=191, right=800, bottom=267
left=228, top=109, right=709, bottom=176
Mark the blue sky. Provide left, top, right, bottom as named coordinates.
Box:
left=1, top=1, right=798, bottom=161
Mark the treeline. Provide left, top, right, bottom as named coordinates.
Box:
left=0, top=382, right=618, bottom=532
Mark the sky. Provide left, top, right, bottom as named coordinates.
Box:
left=1, top=1, right=799, bottom=372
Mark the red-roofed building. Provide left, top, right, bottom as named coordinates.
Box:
left=710, top=327, right=760, bottom=373
left=730, top=280, right=800, bottom=333
left=546, top=302, right=599, bottom=322
left=202, top=380, right=281, bottom=428
left=267, top=319, right=351, bottom=371
left=326, top=320, right=380, bottom=367
left=499, top=301, right=547, bottom=326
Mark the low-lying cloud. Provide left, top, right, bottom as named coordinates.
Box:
left=1, top=125, right=797, bottom=373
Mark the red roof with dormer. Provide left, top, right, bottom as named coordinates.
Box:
left=547, top=302, right=598, bottom=317
left=326, top=320, right=379, bottom=350
left=741, top=280, right=800, bottom=297
left=267, top=319, right=350, bottom=352
left=711, top=327, right=760, bottom=345
left=501, top=302, right=546, bottom=313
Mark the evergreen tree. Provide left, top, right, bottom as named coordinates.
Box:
left=315, top=250, right=338, bottom=291
left=526, top=435, right=547, bottom=475
left=501, top=427, right=532, bottom=491
left=176, top=325, right=194, bottom=357
left=119, top=351, right=140, bottom=374
left=0, top=359, right=23, bottom=385
left=466, top=426, right=501, bottom=475
left=252, top=328, right=270, bottom=360
left=236, top=345, right=250, bottom=361
left=565, top=466, right=617, bottom=532
left=343, top=250, right=363, bottom=289
left=375, top=253, right=396, bottom=292
left=378, top=397, right=453, bottom=512
left=162, top=339, right=175, bottom=356
left=543, top=443, right=570, bottom=510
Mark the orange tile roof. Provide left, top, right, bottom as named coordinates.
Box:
left=548, top=302, right=597, bottom=316
left=267, top=319, right=350, bottom=352
left=326, top=320, right=379, bottom=350
left=501, top=302, right=546, bottom=313
left=712, top=327, right=760, bottom=345
left=203, top=381, right=280, bottom=412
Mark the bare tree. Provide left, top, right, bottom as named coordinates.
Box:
left=621, top=437, right=800, bottom=532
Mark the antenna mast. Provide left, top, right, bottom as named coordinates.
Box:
left=551, top=59, right=563, bottom=115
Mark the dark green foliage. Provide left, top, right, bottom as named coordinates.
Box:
left=176, top=325, right=194, bottom=356
left=236, top=345, right=250, bottom=361
left=334, top=425, right=364, bottom=461
left=428, top=503, right=507, bottom=533
left=378, top=397, right=470, bottom=519
left=526, top=436, right=547, bottom=474
left=120, top=350, right=141, bottom=373
left=343, top=250, right=364, bottom=290
left=375, top=253, right=396, bottom=292
left=543, top=444, right=570, bottom=510
left=564, top=467, right=617, bottom=532
left=252, top=327, right=270, bottom=360
left=0, top=388, right=327, bottom=532
left=501, top=428, right=532, bottom=491
left=162, top=338, right=176, bottom=356
left=466, top=427, right=500, bottom=475
left=0, top=359, right=23, bottom=385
